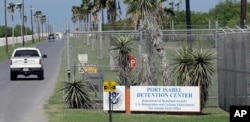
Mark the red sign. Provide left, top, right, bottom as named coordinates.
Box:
left=128, top=54, right=136, bottom=71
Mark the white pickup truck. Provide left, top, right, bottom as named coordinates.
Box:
left=9, top=47, right=47, bottom=80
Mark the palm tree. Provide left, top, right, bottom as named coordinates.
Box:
left=40, top=15, right=46, bottom=38
left=125, top=0, right=157, bottom=21
left=125, top=0, right=174, bottom=29
left=106, top=0, right=122, bottom=71
left=143, top=14, right=171, bottom=85
left=34, top=11, right=42, bottom=41
left=91, top=0, right=106, bottom=60
left=71, top=16, right=77, bottom=29
left=81, top=0, right=94, bottom=45
left=71, top=6, right=81, bottom=31
left=172, top=47, right=216, bottom=111
left=125, top=0, right=170, bottom=85
left=16, top=3, right=22, bottom=37
left=71, top=6, right=78, bottom=31
left=91, top=0, right=122, bottom=70
left=8, top=3, right=16, bottom=47
left=157, top=0, right=175, bottom=29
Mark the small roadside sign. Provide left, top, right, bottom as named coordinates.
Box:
left=103, top=81, right=116, bottom=92
left=84, top=65, right=97, bottom=73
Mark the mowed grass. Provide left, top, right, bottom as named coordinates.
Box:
left=46, top=37, right=229, bottom=122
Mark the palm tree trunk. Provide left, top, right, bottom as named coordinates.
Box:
left=38, top=20, right=41, bottom=41
left=143, top=14, right=171, bottom=85
left=109, top=1, right=118, bottom=71
left=87, top=14, right=90, bottom=46
left=41, top=23, right=44, bottom=38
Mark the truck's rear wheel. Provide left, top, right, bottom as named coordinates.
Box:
left=38, top=71, right=44, bottom=80
left=10, top=71, right=17, bottom=80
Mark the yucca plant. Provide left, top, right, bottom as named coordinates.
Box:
left=62, top=79, right=92, bottom=109
left=110, top=35, right=133, bottom=87
left=172, top=46, right=193, bottom=86
left=172, top=46, right=216, bottom=111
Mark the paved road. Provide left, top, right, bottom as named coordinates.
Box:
left=0, top=39, right=64, bottom=122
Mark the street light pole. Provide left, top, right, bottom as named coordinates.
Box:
left=21, top=0, right=25, bottom=46
left=4, top=0, right=8, bottom=53
left=30, top=5, right=34, bottom=43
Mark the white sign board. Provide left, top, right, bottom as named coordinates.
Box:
left=103, top=86, right=125, bottom=111
left=78, top=54, right=88, bottom=64
left=78, top=54, right=88, bottom=73
left=130, top=86, right=200, bottom=112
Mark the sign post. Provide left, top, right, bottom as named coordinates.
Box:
left=103, top=81, right=116, bottom=122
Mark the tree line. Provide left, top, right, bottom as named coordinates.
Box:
left=0, top=25, right=32, bottom=37
left=72, top=0, right=249, bottom=31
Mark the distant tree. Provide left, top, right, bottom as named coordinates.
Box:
left=0, top=26, right=11, bottom=37
left=8, top=3, right=16, bottom=41
left=208, top=1, right=239, bottom=26
left=34, top=11, right=42, bottom=41
left=16, top=3, right=23, bottom=37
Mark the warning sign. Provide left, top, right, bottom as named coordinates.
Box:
left=103, top=81, right=116, bottom=92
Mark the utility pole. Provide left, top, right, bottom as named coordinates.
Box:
left=4, top=0, right=8, bottom=53
left=240, top=0, right=247, bottom=28
left=66, top=20, right=71, bottom=82
left=185, top=0, right=192, bottom=49
left=30, top=5, right=34, bottom=43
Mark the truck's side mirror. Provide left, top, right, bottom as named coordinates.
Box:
left=42, top=55, right=47, bottom=58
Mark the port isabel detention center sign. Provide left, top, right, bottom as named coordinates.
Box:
left=103, top=86, right=201, bottom=113
left=130, top=86, right=200, bottom=112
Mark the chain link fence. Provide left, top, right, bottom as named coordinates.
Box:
left=65, top=27, right=250, bottom=110
left=217, top=29, right=250, bottom=112
left=66, top=29, right=217, bottom=105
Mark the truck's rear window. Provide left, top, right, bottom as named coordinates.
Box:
left=14, top=50, right=39, bottom=57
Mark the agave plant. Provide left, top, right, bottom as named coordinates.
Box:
left=172, top=46, right=216, bottom=111
left=62, top=79, right=92, bottom=109
left=110, top=35, right=133, bottom=87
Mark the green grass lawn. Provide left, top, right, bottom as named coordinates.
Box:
left=45, top=37, right=229, bottom=122
left=46, top=67, right=229, bottom=122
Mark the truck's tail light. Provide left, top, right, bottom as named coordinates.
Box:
left=10, top=60, right=12, bottom=65
left=39, top=59, right=42, bottom=64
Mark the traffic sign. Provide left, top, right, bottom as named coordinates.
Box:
left=104, top=81, right=116, bottom=92
left=128, top=54, right=136, bottom=71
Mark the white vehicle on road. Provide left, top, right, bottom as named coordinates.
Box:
left=9, top=47, right=47, bottom=80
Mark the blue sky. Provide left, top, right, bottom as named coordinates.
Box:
left=0, top=0, right=239, bottom=32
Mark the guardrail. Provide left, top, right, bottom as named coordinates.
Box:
left=0, top=35, right=33, bottom=47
